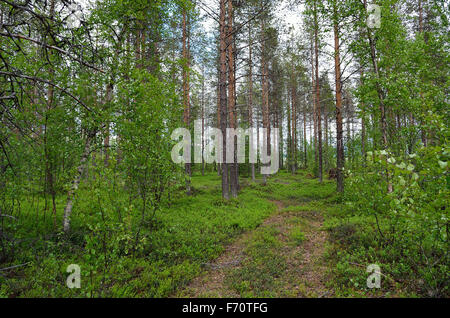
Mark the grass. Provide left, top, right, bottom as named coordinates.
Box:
left=3, top=171, right=324, bottom=297
left=289, top=228, right=306, bottom=246
left=178, top=171, right=337, bottom=298
left=2, top=169, right=422, bottom=298
left=322, top=198, right=418, bottom=297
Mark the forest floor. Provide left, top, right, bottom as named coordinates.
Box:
left=177, top=174, right=334, bottom=298
left=2, top=170, right=410, bottom=297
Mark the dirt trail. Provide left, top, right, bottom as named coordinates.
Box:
left=178, top=200, right=331, bottom=298
left=293, top=211, right=329, bottom=297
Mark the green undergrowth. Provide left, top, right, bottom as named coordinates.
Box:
left=323, top=198, right=447, bottom=297
left=225, top=226, right=288, bottom=298
left=223, top=172, right=336, bottom=298
left=1, top=171, right=325, bottom=297
left=2, top=168, right=434, bottom=298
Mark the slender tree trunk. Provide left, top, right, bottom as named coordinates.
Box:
left=360, top=67, right=367, bottom=166
left=287, top=95, right=292, bottom=173
left=278, top=102, right=283, bottom=171
left=217, top=66, right=222, bottom=177
left=248, top=26, right=255, bottom=181
left=291, top=78, right=297, bottom=174
left=261, top=18, right=270, bottom=185
left=418, top=0, right=428, bottom=147
left=45, top=0, right=57, bottom=228
left=257, top=116, right=260, bottom=173
left=201, top=66, right=205, bottom=176
left=363, top=0, right=392, bottom=193
left=182, top=8, right=192, bottom=195
left=310, top=37, right=318, bottom=170
left=293, top=66, right=299, bottom=173
left=324, top=103, right=329, bottom=171
left=219, top=0, right=229, bottom=199
left=294, top=83, right=298, bottom=172
left=362, top=110, right=366, bottom=166
left=314, top=1, right=323, bottom=183
left=333, top=7, right=345, bottom=193
left=364, top=1, right=388, bottom=149
left=346, top=100, right=351, bottom=166
left=63, top=130, right=97, bottom=233
left=303, top=105, right=307, bottom=169
left=227, top=0, right=238, bottom=198
left=104, top=82, right=113, bottom=167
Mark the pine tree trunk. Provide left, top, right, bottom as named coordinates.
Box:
left=261, top=18, right=270, bottom=185
left=314, top=1, right=323, bottom=183
left=227, top=0, right=238, bottom=198
left=201, top=66, right=205, bottom=176
left=219, top=0, right=229, bottom=199
left=291, top=82, right=297, bottom=173
left=303, top=106, right=307, bottom=169
left=362, top=110, right=366, bottom=166
left=217, top=66, right=222, bottom=177
left=324, top=104, right=328, bottom=171
left=334, top=8, right=345, bottom=193
left=182, top=8, right=191, bottom=195
left=248, top=27, right=255, bottom=181
left=287, top=95, right=292, bottom=173
left=310, top=37, right=318, bottom=170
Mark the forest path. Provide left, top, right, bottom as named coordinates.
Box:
left=177, top=193, right=332, bottom=298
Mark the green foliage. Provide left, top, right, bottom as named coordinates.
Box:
left=326, top=144, right=449, bottom=297
left=226, top=226, right=287, bottom=298
left=289, top=228, right=306, bottom=246
left=1, top=0, right=448, bottom=300
left=0, top=173, right=278, bottom=297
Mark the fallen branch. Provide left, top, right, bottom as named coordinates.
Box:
left=0, top=262, right=30, bottom=271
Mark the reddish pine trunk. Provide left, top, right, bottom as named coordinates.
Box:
left=227, top=0, right=238, bottom=198
left=314, top=1, right=323, bottom=183
left=310, top=37, right=318, bottom=169
left=219, top=0, right=229, bottom=199
left=334, top=17, right=344, bottom=192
